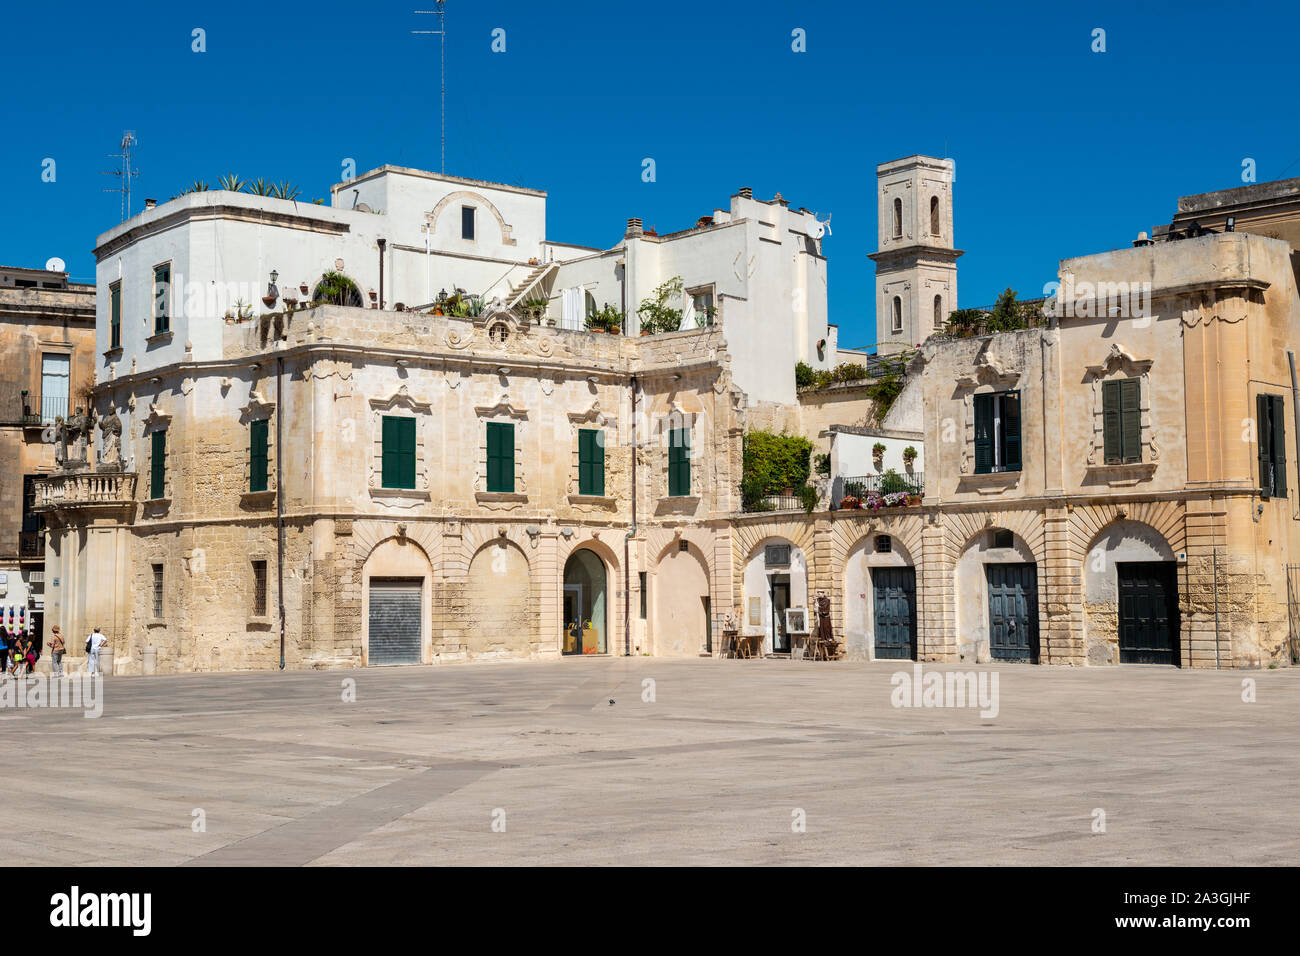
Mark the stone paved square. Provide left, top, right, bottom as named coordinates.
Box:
left=5, top=658, right=1296, bottom=866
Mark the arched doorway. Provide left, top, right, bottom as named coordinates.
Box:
left=844, top=532, right=917, bottom=661
left=1083, top=520, right=1180, bottom=666
left=363, top=536, right=434, bottom=666
left=654, top=542, right=710, bottom=656
left=955, top=528, right=1039, bottom=663
left=563, top=548, right=607, bottom=655
left=742, top=537, right=809, bottom=655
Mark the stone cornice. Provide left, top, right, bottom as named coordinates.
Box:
left=94, top=202, right=351, bottom=262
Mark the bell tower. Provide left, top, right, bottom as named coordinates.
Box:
left=868, top=155, right=961, bottom=353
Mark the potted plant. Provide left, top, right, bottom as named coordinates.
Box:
left=872, top=442, right=886, bottom=467
left=902, top=445, right=917, bottom=466
left=261, top=293, right=277, bottom=307
left=840, top=495, right=861, bottom=510
left=299, top=282, right=309, bottom=295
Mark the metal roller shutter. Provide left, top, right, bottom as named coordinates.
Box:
left=368, top=579, right=422, bottom=665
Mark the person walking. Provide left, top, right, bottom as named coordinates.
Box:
left=0, top=626, right=9, bottom=679
left=86, top=627, right=107, bottom=676
left=48, top=625, right=66, bottom=678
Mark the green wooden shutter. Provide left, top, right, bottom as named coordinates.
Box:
left=1259, top=394, right=1273, bottom=498
left=1001, top=391, right=1021, bottom=471
left=110, top=285, right=121, bottom=350
left=1119, top=378, right=1142, bottom=464
left=150, top=429, right=166, bottom=499
left=669, top=428, right=691, bottom=496
left=249, top=419, right=269, bottom=492
left=487, top=422, right=514, bottom=493
left=154, top=265, right=170, bottom=334
left=579, top=428, right=604, bottom=496
left=1271, top=394, right=1287, bottom=498
left=973, top=394, right=993, bottom=474
left=382, top=416, right=416, bottom=489
left=1102, top=381, right=1121, bottom=464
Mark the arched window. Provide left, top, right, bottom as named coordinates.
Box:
left=930, top=196, right=940, bottom=236
left=934, top=294, right=944, bottom=330
left=585, top=290, right=597, bottom=318
left=892, top=198, right=903, bottom=238
left=892, top=296, right=903, bottom=332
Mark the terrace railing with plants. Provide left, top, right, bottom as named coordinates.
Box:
left=841, top=470, right=923, bottom=499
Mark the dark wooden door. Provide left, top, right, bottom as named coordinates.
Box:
left=872, top=567, right=917, bottom=660
left=986, top=563, right=1039, bottom=662
left=1118, top=562, right=1181, bottom=665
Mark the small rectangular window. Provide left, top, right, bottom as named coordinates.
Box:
left=875, top=535, right=892, bottom=553
left=486, top=421, right=515, bottom=493
left=249, top=419, right=269, bottom=492
left=639, top=571, right=647, bottom=619
left=992, top=530, right=1014, bottom=550
left=461, top=205, right=475, bottom=240
left=152, top=564, right=164, bottom=619
left=765, top=544, right=791, bottom=567
left=252, top=560, right=268, bottom=617
left=110, top=282, right=122, bottom=350
left=381, top=416, right=417, bottom=490
left=689, top=288, right=715, bottom=326
left=153, top=263, right=171, bottom=334
left=578, top=428, right=605, bottom=496
left=150, top=429, right=167, bottom=499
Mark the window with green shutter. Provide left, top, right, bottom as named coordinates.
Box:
left=110, top=282, right=122, bottom=350
left=668, top=427, right=691, bottom=497
left=486, top=421, right=515, bottom=493
left=381, top=415, right=416, bottom=490
left=1102, top=378, right=1142, bottom=464
left=153, top=264, right=171, bottom=334
left=249, top=419, right=269, bottom=492
left=973, top=391, right=1021, bottom=475
left=150, top=429, right=167, bottom=499
left=578, top=428, right=605, bottom=496
left=1258, top=393, right=1287, bottom=499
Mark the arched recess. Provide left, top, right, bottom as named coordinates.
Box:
left=426, top=190, right=517, bottom=246
left=953, top=525, right=1040, bottom=664
left=653, top=540, right=711, bottom=657
left=741, top=535, right=810, bottom=655
left=1081, top=518, right=1179, bottom=666
left=361, top=536, right=435, bottom=666
left=312, top=271, right=365, bottom=307
left=465, top=538, right=532, bottom=658
left=843, top=532, right=917, bottom=661
left=563, top=546, right=610, bottom=655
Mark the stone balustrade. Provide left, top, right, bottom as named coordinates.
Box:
left=33, top=472, right=137, bottom=510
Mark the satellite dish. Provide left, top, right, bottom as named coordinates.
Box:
left=807, top=213, right=832, bottom=240
left=45, top=257, right=66, bottom=273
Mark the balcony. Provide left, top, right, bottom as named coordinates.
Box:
left=19, top=531, right=43, bottom=558
left=841, top=471, right=924, bottom=499
left=32, top=472, right=137, bottom=511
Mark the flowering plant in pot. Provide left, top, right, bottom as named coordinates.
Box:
left=902, top=445, right=917, bottom=468
left=872, top=442, right=886, bottom=466
left=839, top=495, right=861, bottom=510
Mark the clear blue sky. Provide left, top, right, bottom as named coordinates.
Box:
left=3, top=0, right=1296, bottom=348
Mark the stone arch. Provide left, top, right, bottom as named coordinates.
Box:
left=843, top=529, right=918, bottom=660
left=1079, top=518, right=1179, bottom=666
left=465, top=537, right=533, bottom=658
left=953, top=524, right=1040, bottom=664
left=740, top=533, right=810, bottom=655
left=558, top=536, right=621, bottom=656
left=652, top=539, right=711, bottom=657
left=943, top=509, right=1046, bottom=565
left=427, top=190, right=517, bottom=246
left=360, top=535, right=435, bottom=666
left=311, top=271, right=365, bottom=307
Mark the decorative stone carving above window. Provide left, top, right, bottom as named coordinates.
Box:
left=367, top=386, right=433, bottom=498
left=1082, top=344, right=1159, bottom=473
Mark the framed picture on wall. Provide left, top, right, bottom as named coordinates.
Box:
left=785, top=607, right=809, bottom=634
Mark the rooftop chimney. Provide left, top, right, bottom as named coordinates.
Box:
left=738, top=187, right=753, bottom=199
left=1132, top=231, right=1153, bottom=247
left=144, top=198, right=157, bottom=210
left=626, top=217, right=643, bottom=237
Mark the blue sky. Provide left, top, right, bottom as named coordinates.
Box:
left=2, top=0, right=1296, bottom=348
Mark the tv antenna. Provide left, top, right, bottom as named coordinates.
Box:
left=412, top=3, right=447, bottom=174
left=102, top=131, right=141, bottom=222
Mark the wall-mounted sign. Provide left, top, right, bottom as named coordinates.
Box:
left=747, top=596, right=761, bottom=627
left=0, top=573, right=7, bottom=584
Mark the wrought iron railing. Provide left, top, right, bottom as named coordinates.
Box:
left=841, top=471, right=924, bottom=499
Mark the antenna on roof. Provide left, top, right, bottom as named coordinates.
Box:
left=412, top=3, right=447, bottom=174
left=101, top=131, right=140, bottom=223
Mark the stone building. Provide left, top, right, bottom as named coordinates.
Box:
left=0, top=265, right=96, bottom=647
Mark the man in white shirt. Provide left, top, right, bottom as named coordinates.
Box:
left=86, top=627, right=108, bottom=676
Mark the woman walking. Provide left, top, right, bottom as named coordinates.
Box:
left=48, top=625, right=66, bottom=678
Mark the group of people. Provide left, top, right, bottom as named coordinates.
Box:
left=0, top=625, right=108, bottom=679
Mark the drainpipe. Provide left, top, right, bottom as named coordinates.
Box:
left=624, top=375, right=638, bottom=656
left=1288, top=351, right=1299, bottom=521
left=377, top=238, right=386, bottom=310
left=276, top=355, right=286, bottom=670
